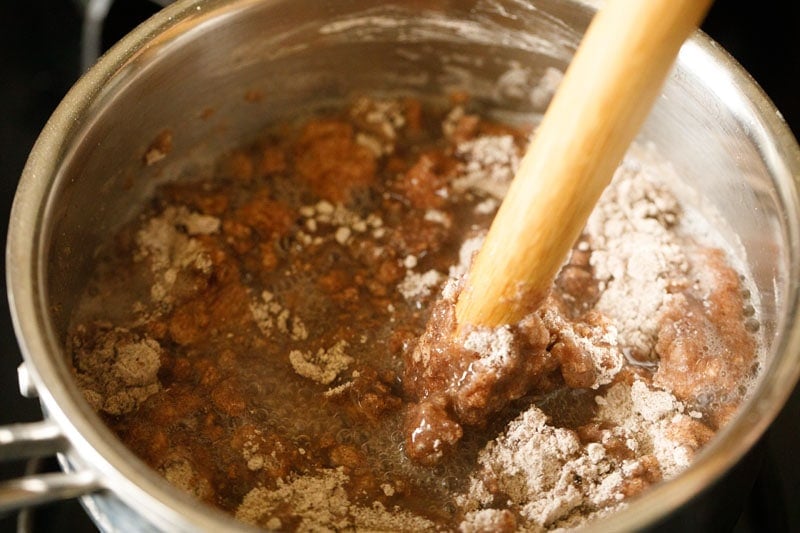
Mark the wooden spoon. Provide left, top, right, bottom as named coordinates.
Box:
left=455, top=0, right=713, bottom=330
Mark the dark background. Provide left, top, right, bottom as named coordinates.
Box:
left=1, top=1, right=798, bottom=531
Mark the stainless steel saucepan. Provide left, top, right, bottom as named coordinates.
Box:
left=3, top=0, right=799, bottom=531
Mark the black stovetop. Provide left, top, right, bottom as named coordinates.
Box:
left=1, top=1, right=798, bottom=532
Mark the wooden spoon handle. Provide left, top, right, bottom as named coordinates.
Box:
left=455, top=0, right=712, bottom=329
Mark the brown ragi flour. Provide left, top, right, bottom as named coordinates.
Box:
left=68, top=97, right=759, bottom=532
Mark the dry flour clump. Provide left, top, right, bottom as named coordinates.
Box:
left=398, top=269, right=445, bottom=301
left=541, top=306, right=624, bottom=389
left=296, top=200, right=385, bottom=246
left=460, top=509, right=517, bottom=533
left=350, top=96, right=407, bottom=156
left=289, top=340, right=354, bottom=385
left=463, top=325, right=516, bottom=371
left=458, top=407, right=590, bottom=528
left=250, top=290, right=309, bottom=341
left=134, top=205, right=218, bottom=305
left=457, top=376, right=696, bottom=532
left=235, top=468, right=435, bottom=532
left=160, top=455, right=213, bottom=500
left=453, top=135, right=521, bottom=199
left=596, top=380, right=712, bottom=479
left=71, top=326, right=162, bottom=416
left=585, top=163, right=689, bottom=360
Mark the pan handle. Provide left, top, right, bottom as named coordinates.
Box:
left=0, top=469, right=100, bottom=515
left=0, top=418, right=102, bottom=516
left=0, top=420, right=65, bottom=461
